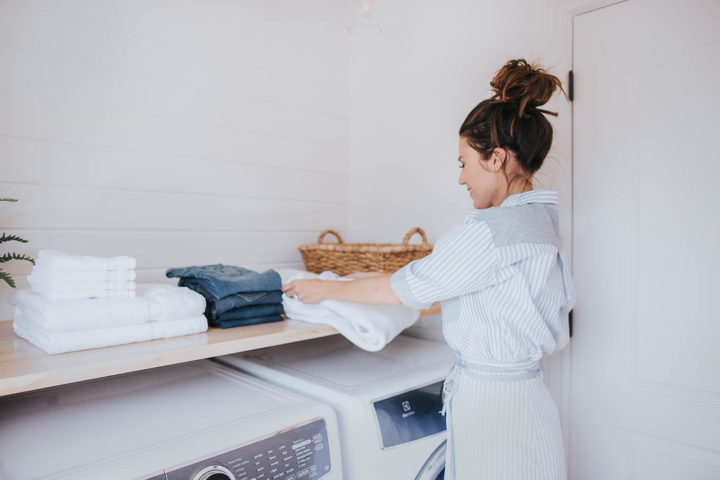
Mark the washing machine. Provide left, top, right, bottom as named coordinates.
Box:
left=0, top=360, right=342, bottom=480
left=215, top=334, right=454, bottom=480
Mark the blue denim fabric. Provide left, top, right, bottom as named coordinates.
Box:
left=207, top=302, right=285, bottom=324
left=208, top=290, right=284, bottom=318
left=213, top=314, right=284, bottom=329
left=166, top=264, right=281, bottom=300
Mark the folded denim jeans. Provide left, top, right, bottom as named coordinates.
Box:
left=166, top=264, right=281, bottom=300
left=212, top=314, right=284, bottom=329
left=207, top=290, right=284, bottom=318
left=207, top=302, right=285, bottom=323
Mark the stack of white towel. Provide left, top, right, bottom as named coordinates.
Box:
left=12, top=250, right=208, bottom=354
left=27, top=249, right=137, bottom=300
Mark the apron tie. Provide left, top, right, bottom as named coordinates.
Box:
left=441, top=354, right=541, bottom=415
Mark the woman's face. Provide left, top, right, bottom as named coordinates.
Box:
left=457, top=136, right=503, bottom=209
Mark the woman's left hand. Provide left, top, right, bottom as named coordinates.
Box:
left=282, top=279, right=333, bottom=304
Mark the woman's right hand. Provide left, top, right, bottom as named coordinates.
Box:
left=282, top=279, right=335, bottom=304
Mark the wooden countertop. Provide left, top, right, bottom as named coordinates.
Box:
left=0, top=304, right=441, bottom=397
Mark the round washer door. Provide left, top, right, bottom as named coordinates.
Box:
left=415, top=439, right=446, bottom=480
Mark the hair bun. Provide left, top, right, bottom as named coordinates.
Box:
left=489, top=59, right=563, bottom=116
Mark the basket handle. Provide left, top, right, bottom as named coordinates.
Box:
left=402, top=227, right=429, bottom=246
left=317, top=229, right=344, bottom=244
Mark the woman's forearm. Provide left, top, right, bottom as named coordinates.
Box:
left=327, top=274, right=401, bottom=305
left=282, top=274, right=402, bottom=305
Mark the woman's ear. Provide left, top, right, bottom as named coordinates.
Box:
left=489, top=148, right=507, bottom=172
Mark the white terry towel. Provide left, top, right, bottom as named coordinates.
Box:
left=29, top=264, right=137, bottom=283
left=279, top=269, right=420, bottom=352
left=13, top=310, right=208, bottom=355
left=35, top=249, right=137, bottom=271
left=26, top=275, right=136, bottom=300
left=10, top=284, right=206, bottom=331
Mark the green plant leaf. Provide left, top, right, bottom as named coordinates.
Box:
left=0, top=198, right=18, bottom=202
left=0, top=253, right=34, bottom=265
left=0, top=233, right=28, bottom=244
left=0, top=269, right=16, bottom=288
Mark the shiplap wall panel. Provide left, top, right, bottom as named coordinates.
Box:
left=1, top=137, right=347, bottom=203
left=0, top=91, right=346, bottom=173
left=0, top=2, right=347, bottom=115
left=0, top=0, right=349, bottom=320
left=4, top=230, right=314, bottom=271
left=1, top=185, right=346, bottom=232
left=0, top=47, right=347, bottom=145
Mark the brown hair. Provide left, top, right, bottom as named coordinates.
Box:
left=459, top=59, right=564, bottom=184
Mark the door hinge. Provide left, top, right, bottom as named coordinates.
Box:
left=568, top=70, right=574, bottom=102
left=569, top=309, right=574, bottom=337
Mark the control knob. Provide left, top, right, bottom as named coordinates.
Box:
left=192, top=465, right=236, bottom=480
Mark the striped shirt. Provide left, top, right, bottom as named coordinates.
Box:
left=391, top=190, right=574, bottom=480
left=391, top=189, right=575, bottom=365
left=391, top=189, right=575, bottom=479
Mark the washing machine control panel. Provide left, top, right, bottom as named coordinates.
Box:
left=165, top=418, right=332, bottom=480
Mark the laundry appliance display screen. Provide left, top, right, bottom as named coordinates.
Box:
left=373, top=380, right=446, bottom=448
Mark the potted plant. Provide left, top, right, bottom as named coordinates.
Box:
left=1, top=198, right=34, bottom=288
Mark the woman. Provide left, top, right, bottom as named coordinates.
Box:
left=283, top=58, right=575, bottom=480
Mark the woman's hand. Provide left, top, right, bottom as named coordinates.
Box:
left=282, top=274, right=401, bottom=305
left=282, top=279, right=335, bottom=304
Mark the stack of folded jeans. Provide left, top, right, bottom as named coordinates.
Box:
left=27, top=249, right=137, bottom=300
left=166, top=264, right=284, bottom=329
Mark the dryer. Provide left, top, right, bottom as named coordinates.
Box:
left=215, top=334, right=454, bottom=480
left=0, top=360, right=342, bottom=480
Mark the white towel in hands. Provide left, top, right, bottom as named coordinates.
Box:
left=279, top=270, right=420, bottom=352
left=11, top=284, right=206, bottom=331
left=35, top=249, right=137, bottom=271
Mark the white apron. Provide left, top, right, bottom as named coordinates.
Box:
left=442, top=356, right=567, bottom=480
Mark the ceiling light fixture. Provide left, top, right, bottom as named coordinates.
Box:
left=348, top=0, right=382, bottom=36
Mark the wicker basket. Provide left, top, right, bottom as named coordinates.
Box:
left=298, top=227, right=433, bottom=276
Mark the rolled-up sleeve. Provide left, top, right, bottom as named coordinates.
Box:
left=390, top=220, right=498, bottom=309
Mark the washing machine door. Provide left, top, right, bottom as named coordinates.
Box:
left=415, top=439, right=446, bottom=480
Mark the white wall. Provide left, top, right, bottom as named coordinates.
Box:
left=347, top=0, right=572, bottom=243
left=0, top=0, right=350, bottom=319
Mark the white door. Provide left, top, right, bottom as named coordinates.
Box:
left=571, top=1, right=720, bottom=479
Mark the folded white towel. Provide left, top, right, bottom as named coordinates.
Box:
left=27, top=275, right=136, bottom=301
left=141, top=284, right=208, bottom=323
left=13, top=309, right=208, bottom=355
left=10, top=284, right=206, bottom=331
left=280, top=270, right=420, bottom=352
left=29, top=264, right=137, bottom=283
left=36, top=249, right=137, bottom=271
